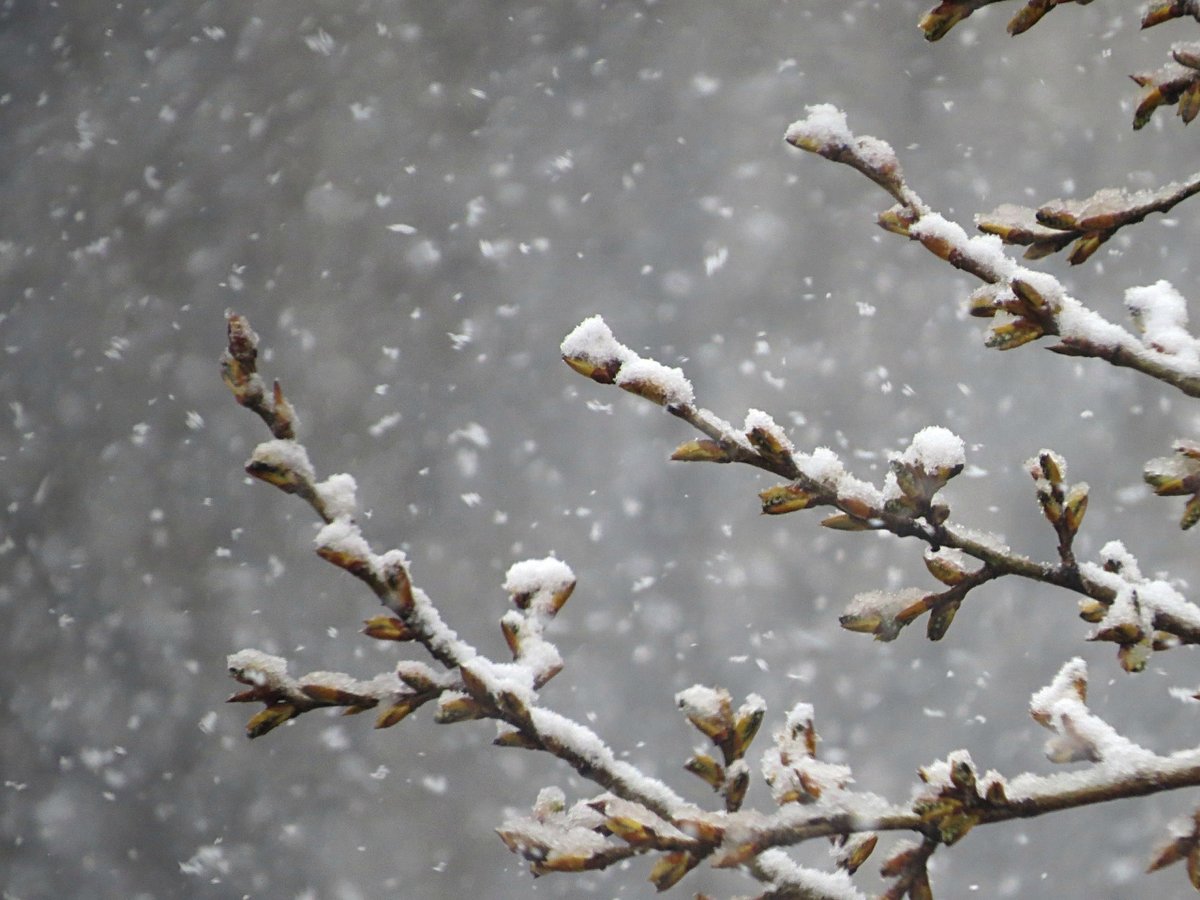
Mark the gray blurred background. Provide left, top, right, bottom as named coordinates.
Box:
left=3, top=1, right=1199, bottom=897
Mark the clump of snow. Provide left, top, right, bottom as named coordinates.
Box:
left=1014, top=269, right=1065, bottom=308
left=855, top=135, right=898, bottom=173
left=756, top=849, right=867, bottom=900
left=880, top=471, right=904, bottom=505
left=1078, top=541, right=1200, bottom=639
left=1028, top=657, right=1157, bottom=772
left=314, top=516, right=372, bottom=561
left=1137, top=578, right=1200, bottom=633
left=745, top=409, right=795, bottom=454
left=898, top=426, right=965, bottom=473
left=841, top=588, right=926, bottom=641
left=1125, top=280, right=1200, bottom=366
left=676, top=684, right=730, bottom=721
left=358, top=672, right=406, bottom=699
left=910, top=213, right=1019, bottom=281
left=615, top=357, right=695, bottom=406
left=687, top=407, right=751, bottom=451
left=501, top=609, right=564, bottom=675
left=917, top=748, right=976, bottom=792
left=948, top=524, right=1016, bottom=558
left=377, top=547, right=411, bottom=572
left=739, top=693, right=767, bottom=719
left=784, top=702, right=815, bottom=732
left=499, top=561, right=572, bottom=680
left=1054, top=297, right=1142, bottom=353
left=966, top=232, right=1018, bottom=280
left=796, top=447, right=845, bottom=488
left=785, top=103, right=853, bottom=148
left=227, top=649, right=290, bottom=687
left=560, top=315, right=634, bottom=366
left=563, top=315, right=695, bottom=406
left=461, top=657, right=537, bottom=706
left=1094, top=583, right=1153, bottom=643
left=409, top=584, right=477, bottom=665
left=528, top=707, right=693, bottom=815
left=250, top=439, right=315, bottom=482
left=498, top=794, right=611, bottom=864
left=504, top=557, right=575, bottom=599
left=315, top=473, right=358, bottom=519
left=395, top=660, right=442, bottom=691
left=1096, top=540, right=1141, bottom=579
left=532, top=785, right=566, bottom=819
left=909, top=212, right=969, bottom=250
left=835, top=474, right=885, bottom=512
left=784, top=104, right=898, bottom=181
left=1029, top=658, right=1088, bottom=718
left=761, top=741, right=854, bottom=804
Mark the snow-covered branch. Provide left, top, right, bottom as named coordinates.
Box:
left=224, top=280, right=1200, bottom=898
left=216, top=8, right=1200, bottom=894
left=783, top=104, right=1200, bottom=399
left=220, top=314, right=699, bottom=828
left=712, top=659, right=1200, bottom=887
left=561, top=316, right=1200, bottom=661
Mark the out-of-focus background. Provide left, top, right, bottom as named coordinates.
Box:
left=3, top=2, right=1199, bottom=897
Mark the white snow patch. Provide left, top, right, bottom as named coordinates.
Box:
left=250, top=439, right=315, bottom=483
left=315, top=473, right=357, bottom=519
left=504, top=557, right=575, bottom=602
left=227, top=649, right=289, bottom=688
left=314, top=516, right=371, bottom=561
left=675, top=684, right=729, bottom=721
left=756, top=849, right=867, bottom=899
left=615, top=357, right=695, bottom=406
left=898, top=426, right=965, bottom=473
left=560, top=315, right=635, bottom=366
left=785, top=103, right=854, bottom=147
left=745, top=409, right=795, bottom=454
left=796, top=446, right=845, bottom=488
left=1125, top=279, right=1199, bottom=366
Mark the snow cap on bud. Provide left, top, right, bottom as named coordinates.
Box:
left=676, top=684, right=733, bottom=743
left=784, top=103, right=854, bottom=152
left=840, top=588, right=927, bottom=642
left=228, top=648, right=290, bottom=689
left=615, top=358, right=694, bottom=407
left=900, top=426, right=965, bottom=476
left=561, top=315, right=633, bottom=383
left=503, top=557, right=576, bottom=614
left=246, top=438, right=316, bottom=492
